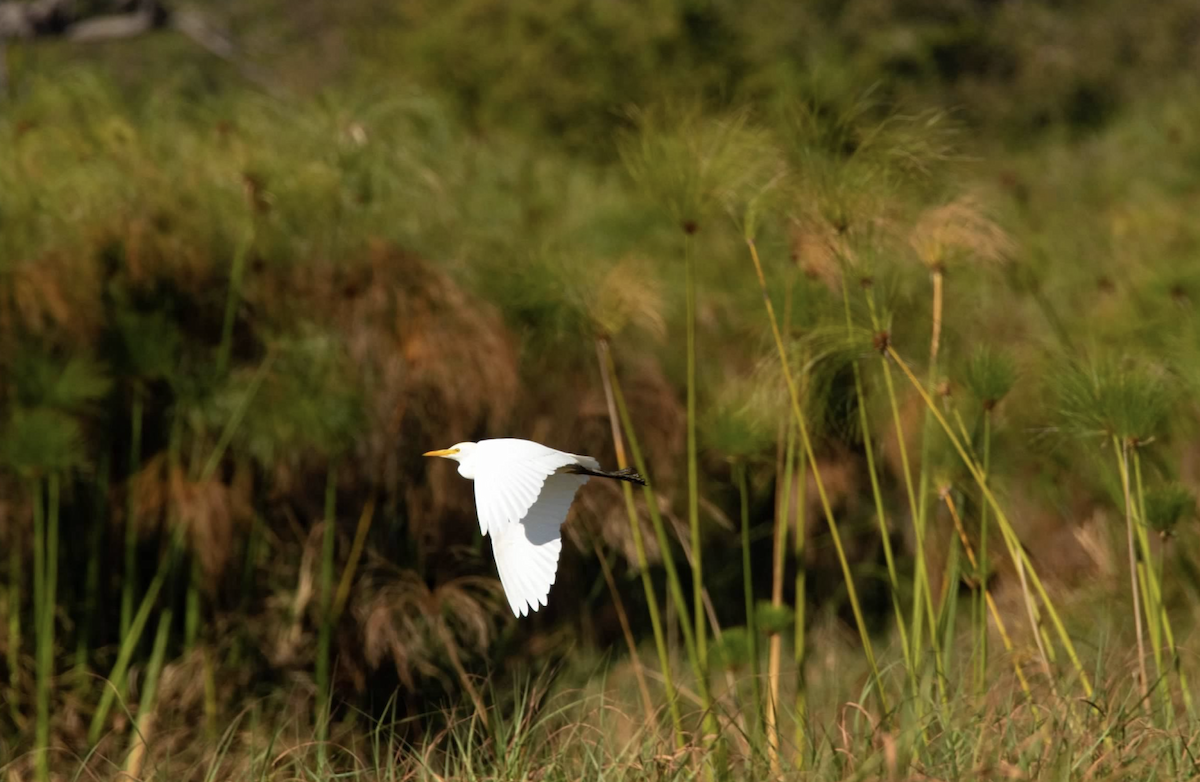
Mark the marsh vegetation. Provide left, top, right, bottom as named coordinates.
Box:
left=2, top=0, right=1200, bottom=778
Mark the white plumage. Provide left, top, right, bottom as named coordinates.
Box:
left=423, top=438, right=643, bottom=617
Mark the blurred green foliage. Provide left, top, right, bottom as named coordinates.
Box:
left=2, top=0, right=1200, bottom=775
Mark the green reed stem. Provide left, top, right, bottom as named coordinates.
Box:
left=736, top=461, right=763, bottom=737
left=89, top=413, right=184, bottom=746
left=1135, top=454, right=1195, bottom=721
left=124, top=600, right=172, bottom=776
left=1115, top=437, right=1151, bottom=712
left=942, top=491, right=1032, bottom=700
left=597, top=338, right=684, bottom=748
left=936, top=512, right=961, bottom=674
left=216, top=227, right=252, bottom=377
left=791, top=427, right=808, bottom=767
left=863, top=288, right=938, bottom=686
left=685, top=233, right=707, bottom=685
left=917, top=268, right=949, bottom=706
left=605, top=347, right=719, bottom=749
left=31, top=479, right=43, bottom=658
left=1130, top=450, right=1173, bottom=724
left=32, top=477, right=48, bottom=782
left=975, top=412, right=991, bottom=700
left=317, top=461, right=337, bottom=766
left=332, top=499, right=377, bottom=623
left=45, top=474, right=59, bottom=731
left=766, top=432, right=791, bottom=778
left=888, top=345, right=1095, bottom=699
left=747, top=239, right=887, bottom=714
left=78, top=454, right=109, bottom=682
left=840, top=278, right=911, bottom=675
left=121, top=393, right=143, bottom=641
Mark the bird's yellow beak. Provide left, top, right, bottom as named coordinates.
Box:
left=423, top=448, right=460, bottom=457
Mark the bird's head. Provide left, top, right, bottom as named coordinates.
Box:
left=422, top=442, right=474, bottom=461
left=422, top=442, right=477, bottom=463
left=423, top=441, right=478, bottom=478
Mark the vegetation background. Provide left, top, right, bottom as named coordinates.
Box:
left=2, top=0, right=1200, bottom=779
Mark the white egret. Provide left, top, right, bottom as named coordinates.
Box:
left=423, top=438, right=646, bottom=617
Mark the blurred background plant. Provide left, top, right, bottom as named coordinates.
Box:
left=2, top=0, right=1200, bottom=778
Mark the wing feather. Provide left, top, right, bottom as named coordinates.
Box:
left=473, top=439, right=578, bottom=537
left=491, top=471, right=587, bottom=616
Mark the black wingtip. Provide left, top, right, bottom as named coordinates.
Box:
left=608, top=467, right=648, bottom=486
left=566, top=464, right=648, bottom=486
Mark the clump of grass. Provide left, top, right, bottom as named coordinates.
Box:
left=960, top=346, right=1016, bottom=696
left=1053, top=354, right=1177, bottom=711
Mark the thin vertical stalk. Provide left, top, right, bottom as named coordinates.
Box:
left=78, top=454, right=110, bottom=682
left=685, top=233, right=706, bottom=683
left=792, top=430, right=808, bottom=767
left=766, top=427, right=791, bottom=776
left=316, top=461, right=338, bottom=766
left=596, top=338, right=684, bottom=747
left=45, top=472, right=59, bottom=729
left=736, top=462, right=762, bottom=741
left=840, top=278, right=911, bottom=673
left=216, top=227, right=252, bottom=376
left=31, top=479, right=44, bottom=652
left=746, top=239, right=888, bottom=714
left=864, top=288, right=938, bottom=683
left=123, top=601, right=172, bottom=778
left=89, top=420, right=186, bottom=755
left=942, top=491, right=1031, bottom=699
left=1133, top=453, right=1195, bottom=719
left=975, top=412, right=992, bottom=699
left=1130, top=450, right=1173, bottom=723
left=88, top=537, right=177, bottom=745
left=32, top=477, right=48, bottom=782
left=887, top=345, right=1095, bottom=699
left=31, top=473, right=60, bottom=782
left=1013, top=542, right=1057, bottom=689
left=1115, top=437, right=1150, bottom=712
left=332, top=499, right=377, bottom=622
left=936, top=528, right=961, bottom=673
left=915, top=267, right=948, bottom=704
left=121, top=393, right=144, bottom=640
left=605, top=346, right=717, bottom=742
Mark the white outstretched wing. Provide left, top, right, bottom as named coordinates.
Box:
left=471, top=438, right=600, bottom=617
left=490, top=471, right=588, bottom=616
left=472, top=438, right=596, bottom=537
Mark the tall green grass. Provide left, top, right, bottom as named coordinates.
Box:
left=4, top=13, right=1200, bottom=780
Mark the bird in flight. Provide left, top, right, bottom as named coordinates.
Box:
left=423, top=438, right=646, bottom=617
